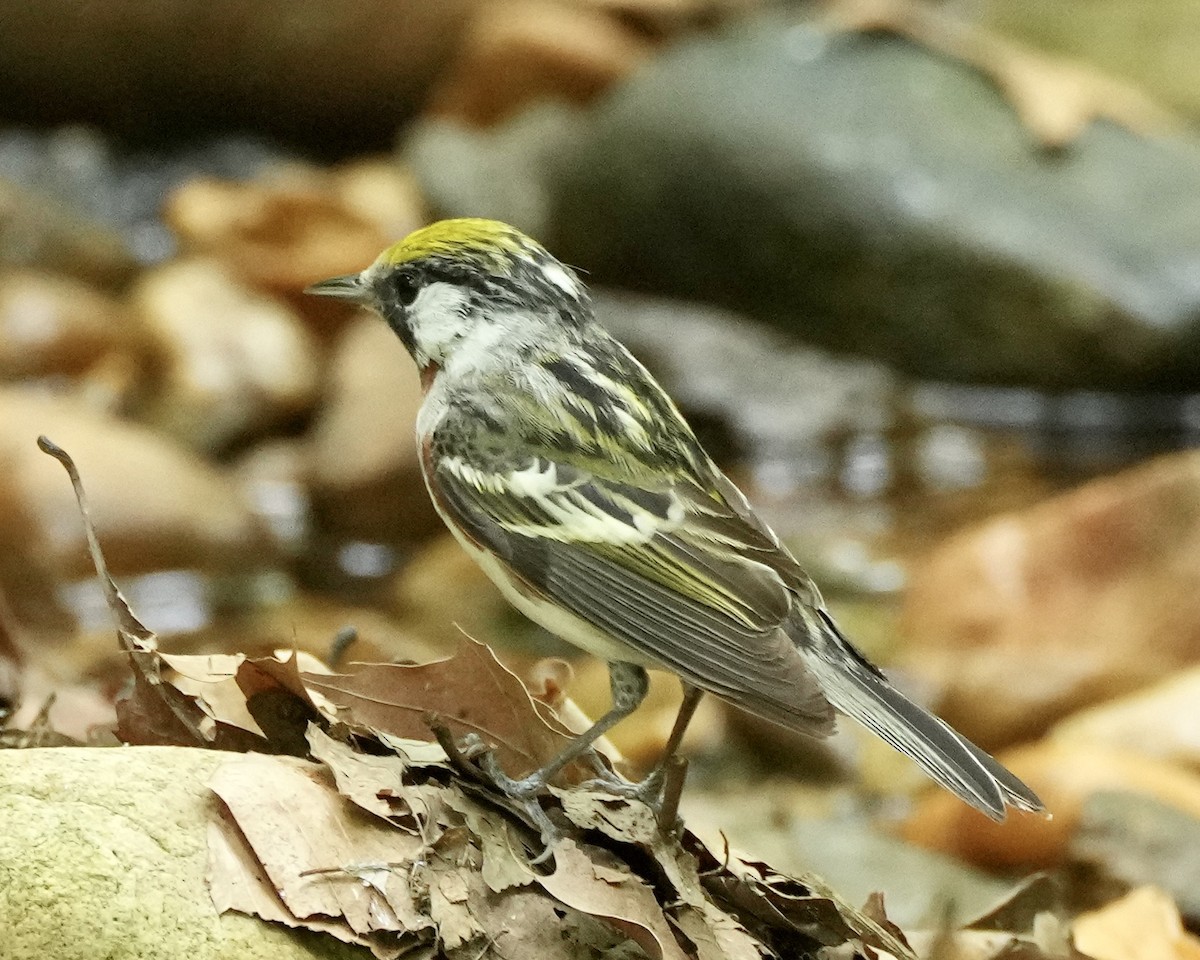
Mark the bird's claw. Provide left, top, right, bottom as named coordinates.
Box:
left=449, top=734, right=562, bottom=862
left=445, top=732, right=683, bottom=860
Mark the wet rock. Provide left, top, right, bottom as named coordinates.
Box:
left=901, top=741, right=1200, bottom=871
left=0, top=746, right=367, bottom=960
left=132, top=258, right=321, bottom=452
left=0, top=176, right=136, bottom=287
left=1, top=127, right=303, bottom=266
left=1072, top=792, right=1200, bottom=923
left=0, top=270, right=138, bottom=379
left=412, top=12, right=1200, bottom=388
left=0, top=389, right=273, bottom=630
left=900, top=450, right=1200, bottom=748
left=0, top=0, right=478, bottom=152
left=306, top=317, right=441, bottom=551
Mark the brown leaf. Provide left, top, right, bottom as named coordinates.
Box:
left=209, top=753, right=433, bottom=948
left=965, top=874, right=1065, bottom=935
left=37, top=437, right=265, bottom=751
left=207, top=809, right=426, bottom=959
left=475, top=885, right=625, bottom=960
left=420, top=830, right=486, bottom=951
left=669, top=903, right=764, bottom=960
left=236, top=653, right=324, bottom=756
left=163, top=652, right=264, bottom=737
left=539, top=839, right=689, bottom=960
left=301, top=637, right=576, bottom=777
left=555, top=787, right=709, bottom=914
left=824, top=0, right=1181, bottom=148
left=442, top=789, right=536, bottom=894
left=306, top=725, right=451, bottom=836
left=1073, top=888, right=1200, bottom=960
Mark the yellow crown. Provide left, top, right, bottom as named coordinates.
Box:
left=378, top=218, right=538, bottom=272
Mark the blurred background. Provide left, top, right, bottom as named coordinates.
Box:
left=2, top=0, right=1200, bottom=938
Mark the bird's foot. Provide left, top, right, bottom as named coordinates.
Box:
left=579, top=759, right=687, bottom=835
left=445, top=732, right=563, bottom=864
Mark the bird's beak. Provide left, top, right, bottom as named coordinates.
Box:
left=305, top=273, right=367, bottom=301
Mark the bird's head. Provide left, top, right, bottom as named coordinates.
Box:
left=307, top=218, right=587, bottom=373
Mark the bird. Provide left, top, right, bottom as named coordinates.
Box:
left=307, top=217, right=1044, bottom=829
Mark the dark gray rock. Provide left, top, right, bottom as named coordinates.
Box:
left=544, top=16, right=1200, bottom=389
left=1072, top=790, right=1200, bottom=923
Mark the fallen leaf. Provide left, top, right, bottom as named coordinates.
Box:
left=539, top=839, right=689, bottom=960
left=306, top=725, right=450, bottom=837
left=302, top=637, right=576, bottom=778
left=476, top=885, right=628, bottom=960
left=965, top=874, right=1066, bottom=934
left=38, top=437, right=269, bottom=752
left=419, top=831, right=485, bottom=951
left=555, top=787, right=708, bottom=912
left=443, top=789, right=536, bottom=894
left=824, top=0, right=1181, bottom=148
left=669, top=903, right=764, bottom=960
left=209, top=753, right=433, bottom=949
left=237, top=652, right=325, bottom=756
left=1074, top=887, right=1200, bottom=960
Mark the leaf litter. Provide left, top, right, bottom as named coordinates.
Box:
left=37, top=434, right=1150, bottom=959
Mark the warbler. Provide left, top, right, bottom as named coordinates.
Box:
left=308, top=218, right=1043, bottom=823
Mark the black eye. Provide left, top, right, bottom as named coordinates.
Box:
left=392, top=272, right=419, bottom=306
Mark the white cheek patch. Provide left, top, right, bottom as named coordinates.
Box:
left=410, top=281, right=470, bottom=364
left=541, top=262, right=580, bottom=297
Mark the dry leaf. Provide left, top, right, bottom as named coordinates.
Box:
left=442, top=789, right=537, bottom=894
left=419, top=829, right=486, bottom=951
left=306, top=725, right=450, bottom=837
left=1074, top=888, right=1200, bottom=960
left=302, top=637, right=577, bottom=778
left=38, top=437, right=271, bottom=751
left=539, top=839, right=690, bottom=960
left=965, top=874, right=1066, bottom=934
left=210, top=753, right=433, bottom=952
left=824, top=0, right=1180, bottom=148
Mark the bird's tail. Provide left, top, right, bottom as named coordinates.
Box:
left=793, top=608, right=1044, bottom=820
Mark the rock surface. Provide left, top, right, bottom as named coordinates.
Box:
left=132, top=259, right=321, bottom=452
left=412, top=12, right=1200, bottom=388
left=0, top=390, right=273, bottom=631
left=306, top=317, right=441, bottom=550
left=0, top=270, right=137, bottom=379
left=0, top=746, right=366, bottom=960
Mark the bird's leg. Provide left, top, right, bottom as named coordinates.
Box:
left=584, top=684, right=704, bottom=819
left=453, top=662, right=648, bottom=864
left=470, top=661, right=650, bottom=801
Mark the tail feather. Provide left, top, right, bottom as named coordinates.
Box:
left=797, top=610, right=1044, bottom=820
